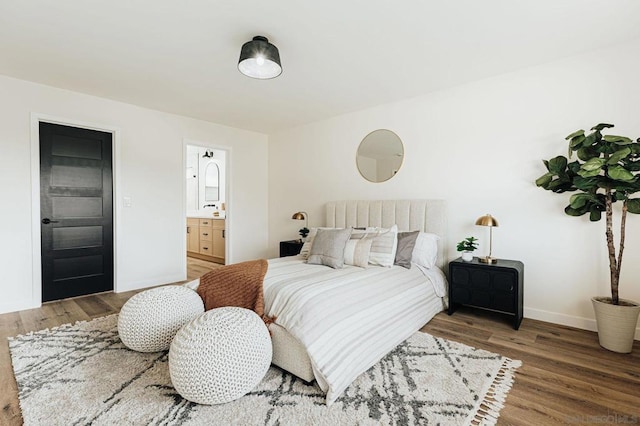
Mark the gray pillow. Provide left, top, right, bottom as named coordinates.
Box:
left=307, top=228, right=352, bottom=269
left=394, top=231, right=420, bottom=269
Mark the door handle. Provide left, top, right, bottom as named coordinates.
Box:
left=222, top=230, right=225, bottom=239
left=41, top=218, right=59, bottom=224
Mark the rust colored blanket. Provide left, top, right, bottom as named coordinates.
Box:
left=197, top=259, right=269, bottom=320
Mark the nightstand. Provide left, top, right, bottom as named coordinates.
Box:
left=448, top=257, right=524, bottom=330
left=279, top=240, right=304, bottom=257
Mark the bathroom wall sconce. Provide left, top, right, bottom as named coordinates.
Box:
left=202, top=150, right=214, bottom=158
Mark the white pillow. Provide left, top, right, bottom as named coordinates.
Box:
left=411, top=232, right=440, bottom=269
left=368, top=225, right=398, bottom=267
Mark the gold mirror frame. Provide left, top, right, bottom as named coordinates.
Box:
left=356, top=129, right=404, bottom=183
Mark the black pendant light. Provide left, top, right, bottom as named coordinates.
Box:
left=238, top=36, right=282, bottom=79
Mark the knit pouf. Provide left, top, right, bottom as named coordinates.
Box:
left=118, top=286, right=204, bottom=352
left=169, top=307, right=273, bottom=405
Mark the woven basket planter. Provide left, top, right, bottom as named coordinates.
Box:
left=591, top=297, right=640, bottom=353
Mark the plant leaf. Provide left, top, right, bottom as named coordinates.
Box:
left=569, top=193, right=591, bottom=209
left=627, top=198, right=640, bottom=214
left=607, top=165, right=635, bottom=182
left=606, top=147, right=632, bottom=165
left=569, top=135, right=586, bottom=149
left=578, top=168, right=601, bottom=178
left=581, top=133, right=596, bottom=148
left=581, top=157, right=605, bottom=172
left=591, top=123, right=614, bottom=131
left=603, top=135, right=633, bottom=145
left=548, top=156, right=568, bottom=173
left=564, top=205, right=588, bottom=216
left=565, top=129, right=585, bottom=140
left=577, top=146, right=599, bottom=161
left=535, top=173, right=553, bottom=187
left=589, top=209, right=602, bottom=221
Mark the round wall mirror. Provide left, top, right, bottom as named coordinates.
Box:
left=356, top=129, right=404, bottom=183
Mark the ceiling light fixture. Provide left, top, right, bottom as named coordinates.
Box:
left=238, top=36, right=282, bottom=79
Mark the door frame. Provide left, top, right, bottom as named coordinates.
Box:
left=30, top=113, right=121, bottom=308
left=182, top=138, right=232, bottom=276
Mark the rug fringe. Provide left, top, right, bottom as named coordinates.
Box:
left=469, top=357, right=522, bottom=426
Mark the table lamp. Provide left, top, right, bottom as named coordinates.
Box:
left=475, top=214, right=499, bottom=264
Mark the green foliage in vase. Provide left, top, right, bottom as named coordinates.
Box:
left=536, top=123, right=640, bottom=305
left=456, top=237, right=478, bottom=252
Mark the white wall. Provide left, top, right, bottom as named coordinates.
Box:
left=268, top=38, right=640, bottom=337
left=0, top=75, right=269, bottom=314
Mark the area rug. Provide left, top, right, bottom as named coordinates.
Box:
left=8, top=315, right=521, bottom=425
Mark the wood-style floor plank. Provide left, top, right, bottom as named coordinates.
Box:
left=1, top=260, right=639, bottom=425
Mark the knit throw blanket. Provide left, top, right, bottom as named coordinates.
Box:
left=197, top=259, right=272, bottom=324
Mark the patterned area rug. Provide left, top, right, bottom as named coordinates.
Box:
left=8, top=315, right=521, bottom=425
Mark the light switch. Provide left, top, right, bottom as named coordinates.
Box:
left=123, top=196, right=132, bottom=207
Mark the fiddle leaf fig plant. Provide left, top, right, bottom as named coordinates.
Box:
left=536, top=123, right=640, bottom=305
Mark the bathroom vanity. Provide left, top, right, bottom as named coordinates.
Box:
left=187, top=217, right=225, bottom=264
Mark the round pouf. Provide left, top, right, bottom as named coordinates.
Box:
left=169, top=307, right=273, bottom=405
left=118, top=286, right=204, bottom=352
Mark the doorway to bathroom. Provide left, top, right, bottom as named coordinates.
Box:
left=185, top=143, right=228, bottom=267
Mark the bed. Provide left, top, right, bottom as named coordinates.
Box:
left=264, top=199, right=448, bottom=405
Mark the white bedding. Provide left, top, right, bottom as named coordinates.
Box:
left=263, top=256, right=447, bottom=405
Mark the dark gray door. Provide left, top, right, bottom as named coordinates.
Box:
left=40, top=122, right=113, bottom=302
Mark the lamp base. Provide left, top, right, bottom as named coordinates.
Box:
left=478, top=256, right=498, bottom=264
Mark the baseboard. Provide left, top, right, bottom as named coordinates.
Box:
left=115, top=273, right=186, bottom=293
left=0, top=300, right=38, bottom=315
left=524, top=306, right=640, bottom=341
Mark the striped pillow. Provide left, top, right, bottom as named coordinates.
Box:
left=343, top=238, right=374, bottom=268
left=368, top=225, right=398, bottom=267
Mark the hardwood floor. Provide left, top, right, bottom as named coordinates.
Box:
left=420, top=307, right=640, bottom=425
left=1, top=261, right=638, bottom=424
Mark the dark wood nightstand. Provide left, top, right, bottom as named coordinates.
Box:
left=448, top=257, right=524, bottom=330
left=279, top=240, right=304, bottom=257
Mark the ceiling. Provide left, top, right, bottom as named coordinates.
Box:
left=1, top=1, right=639, bottom=134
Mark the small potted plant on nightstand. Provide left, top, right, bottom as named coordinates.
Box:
left=456, top=237, right=478, bottom=262
left=299, top=227, right=310, bottom=241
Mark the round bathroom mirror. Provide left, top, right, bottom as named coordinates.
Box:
left=356, top=129, right=404, bottom=183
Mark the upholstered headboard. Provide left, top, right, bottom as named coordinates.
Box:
left=325, top=200, right=447, bottom=269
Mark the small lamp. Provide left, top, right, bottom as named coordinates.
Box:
left=475, top=214, right=499, bottom=264
left=238, top=36, right=282, bottom=79
left=291, top=211, right=309, bottom=239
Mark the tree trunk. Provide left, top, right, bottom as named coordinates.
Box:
left=615, top=201, right=628, bottom=305
left=605, top=191, right=619, bottom=305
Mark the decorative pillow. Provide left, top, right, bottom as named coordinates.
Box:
left=343, top=238, right=374, bottom=268
left=368, top=225, right=398, bottom=267
left=299, top=227, right=336, bottom=259
left=394, top=231, right=420, bottom=269
left=411, top=232, right=440, bottom=269
left=307, top=228, right=352, bottom=269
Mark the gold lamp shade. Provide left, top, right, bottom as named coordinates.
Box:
left=291, top=211, right=308, bottom=229
left=475, top=214, right=499, bottom=264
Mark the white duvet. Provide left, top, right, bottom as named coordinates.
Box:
left=263, top=256, right=447, bottom=405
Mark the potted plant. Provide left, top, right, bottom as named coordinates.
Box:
left=536, top=123, right=640, bottom=353
left=299, top=227, right=310, bottom=240
left=456, top=237, right=478, bottom=262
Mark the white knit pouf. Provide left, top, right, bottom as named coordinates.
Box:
left=118, top=286, right=204, bottom=353
left=169, top=307, right=273, bottom=405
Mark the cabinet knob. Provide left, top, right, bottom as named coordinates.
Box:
left=203, top=233, right=208, bottom=236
